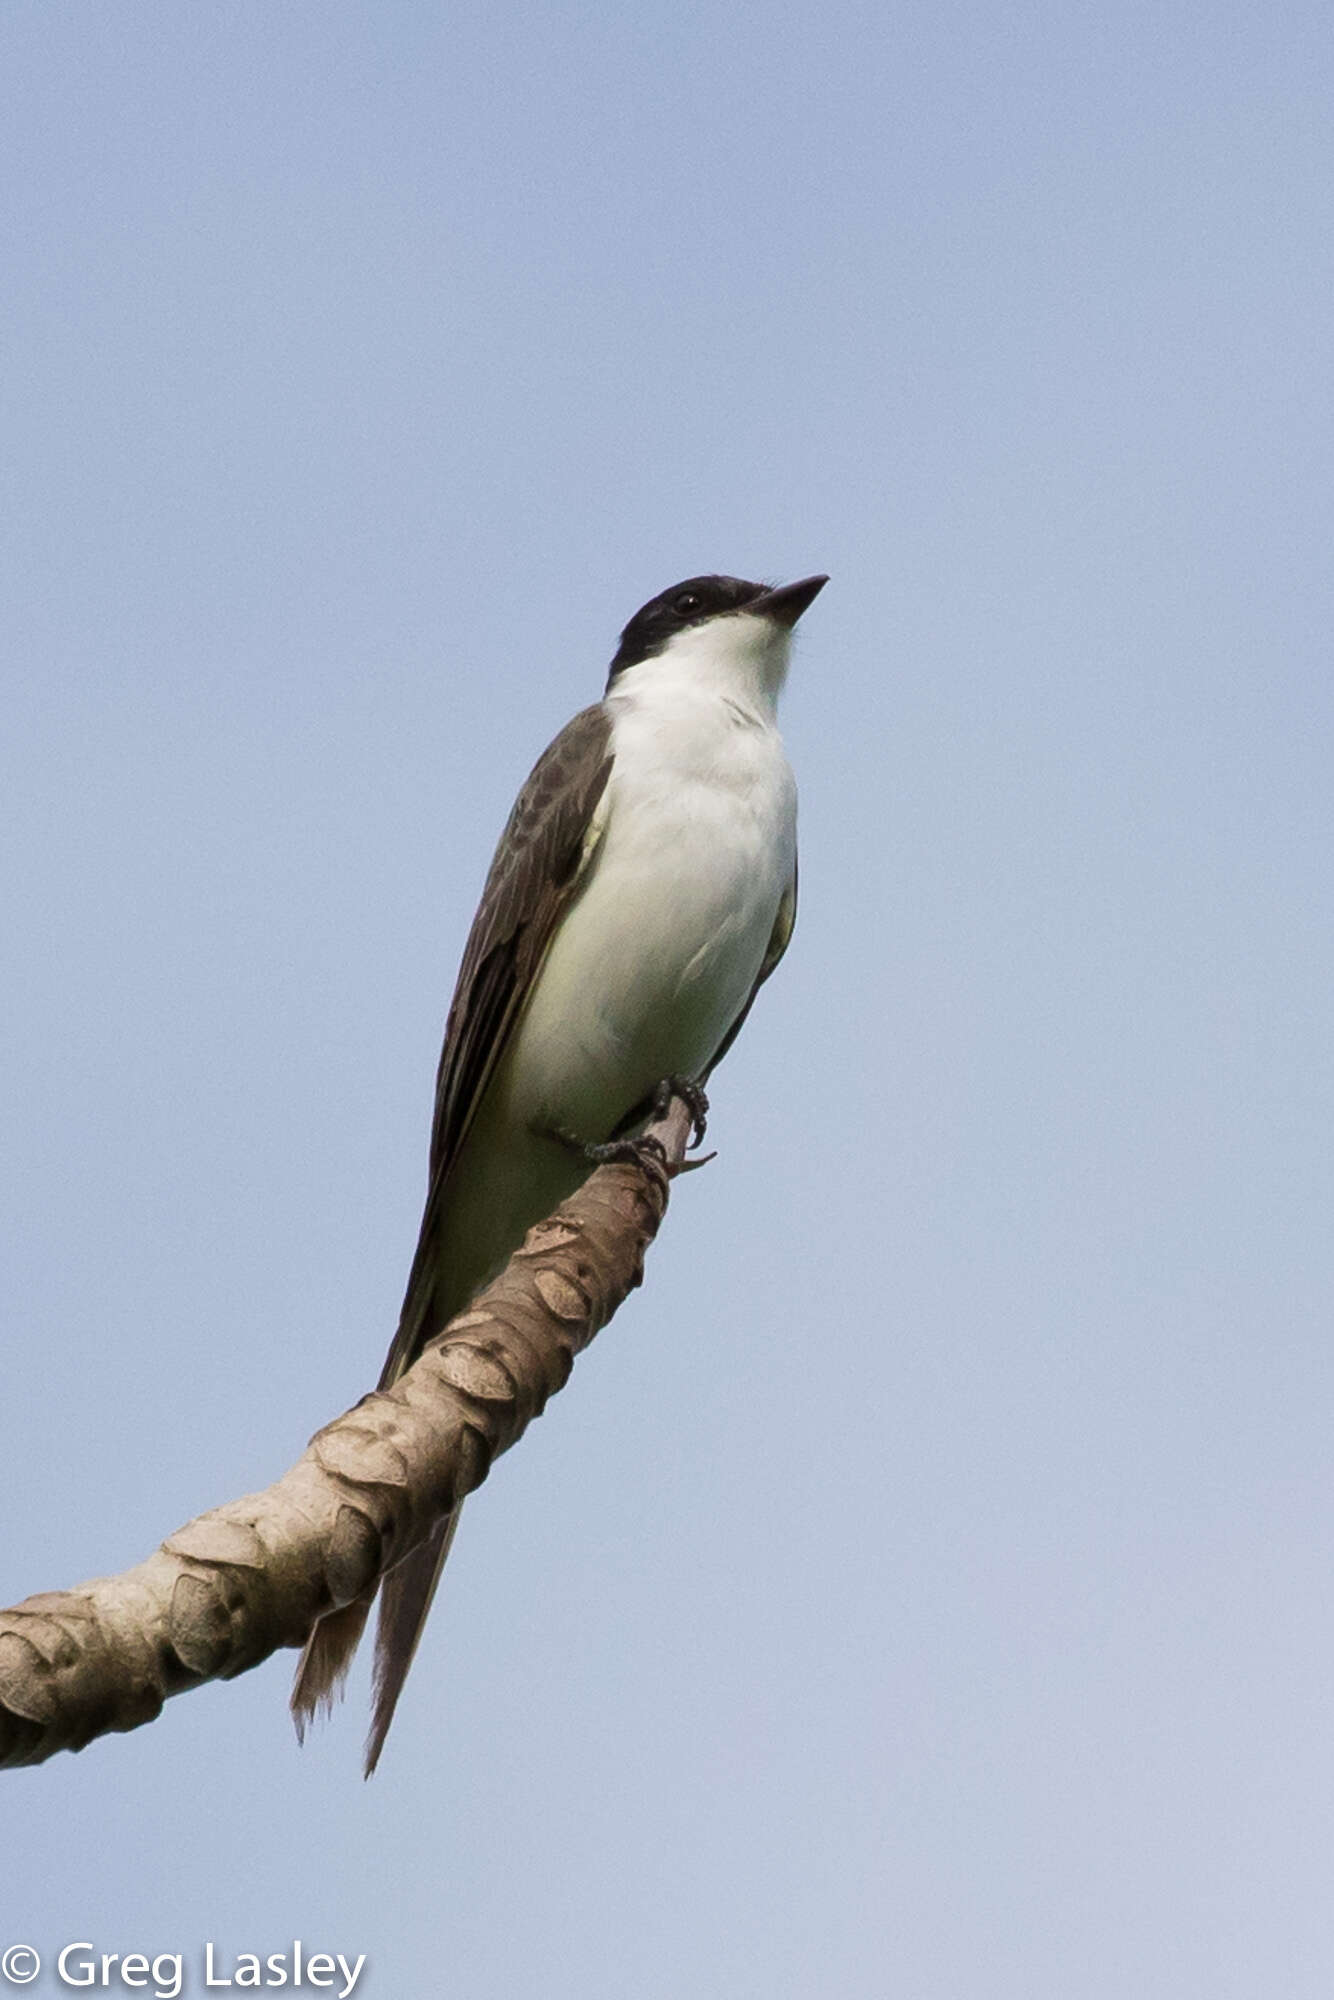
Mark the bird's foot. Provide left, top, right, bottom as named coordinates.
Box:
left=550, top=1125, right=670, bottom=1180
left=652, top=1075, right=710, bottom=1148
left=544, top=1078, right=711, bottom=1190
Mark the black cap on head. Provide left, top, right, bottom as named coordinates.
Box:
left=607, top=573, right=828, bottom=683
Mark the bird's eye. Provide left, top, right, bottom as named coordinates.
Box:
left=673, top=591, right=703, bottom=616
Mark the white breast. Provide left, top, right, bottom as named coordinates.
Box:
left=500, top=665, right=797, bottom=1139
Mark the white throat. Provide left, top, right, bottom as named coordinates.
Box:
left=609, top=611, right=793, bottom=724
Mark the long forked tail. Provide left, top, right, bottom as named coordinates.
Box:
left=293, top=1214, right=468, bottom=1765
left=289, top=1504, right=464, bottom=1768
left=364, top=1505, right=463, bottom=1775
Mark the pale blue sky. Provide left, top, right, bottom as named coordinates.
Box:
left=3, top=4, right=1333, bottom=1995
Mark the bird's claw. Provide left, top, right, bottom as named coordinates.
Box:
left=547, top=1075, right=709, bottom=1189
left=551, top=1126, right=670, bottom=1179
left=652, top=1075, right=710, bottom=1148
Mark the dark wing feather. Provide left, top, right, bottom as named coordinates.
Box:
left=380, top=700, right=614, bottom=1385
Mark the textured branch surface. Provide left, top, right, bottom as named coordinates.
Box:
left=0, top=1102, right=693, bottom=1770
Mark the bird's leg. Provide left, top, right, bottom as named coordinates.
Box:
left=543, top=1077, right=709, bottom=1191
left=651, top=1075, right=710, bottom=1148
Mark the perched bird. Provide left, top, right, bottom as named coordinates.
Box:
left=292, top=570, right=827, bottom=1771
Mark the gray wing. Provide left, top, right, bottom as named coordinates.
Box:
left=379, top=700, right=615, bottom=1387
left=703, top=854, right=798, bottom=1081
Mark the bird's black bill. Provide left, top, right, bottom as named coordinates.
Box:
left=752, top=574, right=829, bottom=629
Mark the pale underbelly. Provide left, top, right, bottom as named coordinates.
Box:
left=426, top=806, right=788, bottom=1312
left=499, top=817, right=784, bottom=1137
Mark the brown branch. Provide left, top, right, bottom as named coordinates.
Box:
left=0, top=1101, right=695, bottom=1770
